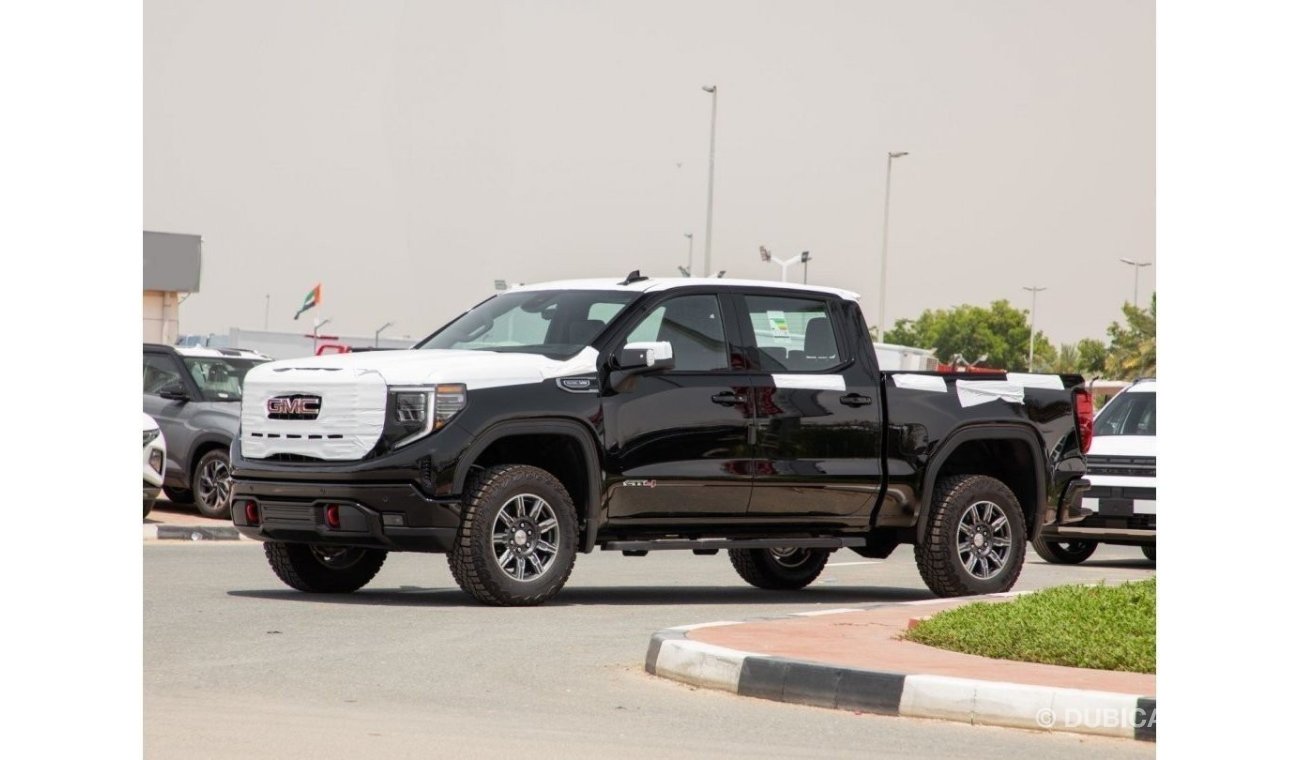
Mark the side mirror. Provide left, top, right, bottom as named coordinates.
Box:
left=158, top=382, right=191, bottom=402
left=618, top=341, right=676, bottom=373
left=610, top=341, right=675, bottom=391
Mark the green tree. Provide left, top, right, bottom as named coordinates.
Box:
left=883, top=300, right=1040, bottom=371
left=1104, top=294, right=1156, bottom=379
left=1076, top=338, right=1109, bottom=377
left=1050, top=343, right=1080, bottom=374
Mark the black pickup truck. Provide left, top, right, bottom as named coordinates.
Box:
left=231, top=274, right=1092, bottom=606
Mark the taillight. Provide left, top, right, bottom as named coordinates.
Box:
left=1073, top=388, right=1094, bottom=454
left=243, top=501, right=260, bottom=526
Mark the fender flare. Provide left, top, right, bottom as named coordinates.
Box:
left=453, top=418, right=605, bottom=552
left=914, top=423, right=1047, bottom=542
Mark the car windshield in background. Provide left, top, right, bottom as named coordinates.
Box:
left=182, top=357, right=265, bottom=401
left=416, top=290, right=638, bottom=359
left=1094, top=390, right=1156, bottom=436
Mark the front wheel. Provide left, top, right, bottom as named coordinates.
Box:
left=265, top=543, right=387, bottom=593
left=447, top=464, right=579, bottom=606
left=729, top=548, right=830, bottom=590
left=1142, top=544, right=1156, bottom=562
left=1031, top=535, right=1098, bottom=565
left=916, top=474, right=1027, bottom=597
left=193, top=449, right=234, bottom=519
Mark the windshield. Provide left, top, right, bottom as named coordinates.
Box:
left=182, top=357, right=266, bottom=401
left=1094, top=390, right=1156, bottom=436
left=416, top=290, right=638, bottom=358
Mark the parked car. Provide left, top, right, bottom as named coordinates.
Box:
left=143, top=413, right=166, bottom=518
left=230, top=274, right=1092, bottom=605
left=143, top=344, right=270, bottom=518
left=1033, top=378, right=1156, bottom=564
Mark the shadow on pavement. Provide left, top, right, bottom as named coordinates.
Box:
left=227, top=584, right=935, bottom=608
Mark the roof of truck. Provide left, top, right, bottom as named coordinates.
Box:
left=508, top=277, right=861, bottom=301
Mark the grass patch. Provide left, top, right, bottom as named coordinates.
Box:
left=904, top=579, right=1155, bottom=673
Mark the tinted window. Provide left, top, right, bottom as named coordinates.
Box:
left=622, top=295, right=729, bottom=372
left=143, top=354, right=183, bottom=395
left=743, top=295, right=842, bottom=371
left=1094, top=390, right=1156, bottom=436
left=417, top=290, right=637, bottom=359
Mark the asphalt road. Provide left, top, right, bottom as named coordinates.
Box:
left=145, top=541, right=1156, bottom=759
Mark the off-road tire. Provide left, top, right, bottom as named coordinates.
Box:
left=163, top=487, right=192, bottom=504
left=447, top=464, right=579, bottom=606
left=728, top=548, right=830, bottom=590
left=916, top=474, right=1026, bottom=597
left=1142, top=544, right=1156, bottom=562
left=1031, top=535, right=1098, bottom=564
left=264, top=542, right=387, bottom=593
left=144, top=497, right=155, bottom=519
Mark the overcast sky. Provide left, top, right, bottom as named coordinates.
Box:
left=145, top=0, right=1153, bottom=345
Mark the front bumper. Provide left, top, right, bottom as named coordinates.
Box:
left=230, top=479, right=463, bottom=553
left=1043, top=483, right=1156, bottom=545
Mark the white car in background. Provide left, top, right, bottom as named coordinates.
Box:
left=144, top=413, right=167, bottom=518
left=1033, top=378, right=1156, bottom=564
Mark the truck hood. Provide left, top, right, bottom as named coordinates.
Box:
left=245, top=347, right=600, bottom=391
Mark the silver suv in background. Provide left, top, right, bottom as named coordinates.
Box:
left=1033, top=378, right=1156, bottom=564
left=143, top=344, right=270, bottom=518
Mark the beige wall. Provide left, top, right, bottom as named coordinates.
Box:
left=143, top=290, right=180, bottom=344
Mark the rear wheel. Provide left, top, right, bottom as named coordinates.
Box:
left=447, top=464, right=579, bottom=606
left=728, top=547, right=830, bottom=590
left=193, top=449, right=233, bottom=519
left=264, top=543, right=387, bottom=593
left=1031, top=535, right=1098, bottom=564
left=144, top=497, right=155, bottom=518
left=1142, top=544, right=1156, bottom=562
left=916, top=475, right=1026, bottom=597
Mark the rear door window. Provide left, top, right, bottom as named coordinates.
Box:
left=742, top=295, right=843, bottom=372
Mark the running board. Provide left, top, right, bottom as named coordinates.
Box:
left=602, top=537, right=867, bottom=552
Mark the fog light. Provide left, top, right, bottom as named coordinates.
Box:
left=325, top=504, right=341, bottom=529
left=244, top=501, right=260, bottom=526
left=149, top=450, right=164, bottom=475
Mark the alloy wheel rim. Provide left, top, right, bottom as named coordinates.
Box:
left=197, top=457, right=231, bottom=511
left=769, top=547, right=813, bottom=568
left=310, top=546, right=366, bottom=569
left=491, top=493, right=560, bottom=583
left=956, top=500, right=1012, bottom=580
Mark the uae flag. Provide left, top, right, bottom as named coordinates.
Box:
left=294, top=283, right=322, bottom=320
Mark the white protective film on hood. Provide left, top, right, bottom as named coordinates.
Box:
left=239, top=348, right=600, bottom=461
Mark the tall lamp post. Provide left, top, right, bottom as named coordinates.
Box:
left=681, top=232, right=694, bottom=277
left=878, top=151, right=909, bottom=339
left=1119, top=258, right=1152, bottom=306
left=374, top=321, right=394, bottom=347
left=702, top=85, right=718, bottom=279
left=759, top=246, right=808, bottom=283
left=311, top=317, right=332, bottom=355
left=1022, top=285, right=1047, bottom=370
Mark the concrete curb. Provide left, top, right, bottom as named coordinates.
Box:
left=645, top=609, right=1155, bottom=742
left=144, top=524, right=249, bottom=541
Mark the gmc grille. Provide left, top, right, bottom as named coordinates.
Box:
left=1086, top=454, right=1156, bottom=478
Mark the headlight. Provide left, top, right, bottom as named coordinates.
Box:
left=143, top=429, right=160, bottom=447
left=382, top=384, right=467, bottom=450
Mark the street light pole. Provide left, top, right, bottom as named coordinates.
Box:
left=312, top=317, right=331, bottom=355
left=878, top=151, right=909, bottom=339
left=1022, top=286, right=1047, bottom=370
left=1119, top=258, right=1152, bottom=307
left=702, top=85, right=718, bottom=279
left=683, top=232, right=694, bottom=277
left=264, top=294, right=270, bottom=330
left=759, top=246, right=804, bottom=283
left=375, top=321, right=395, bottom=347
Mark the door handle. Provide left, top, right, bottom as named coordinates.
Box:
left=839, top=393, right=873, bottom=407
left=711, top=392, right=747, bottom=406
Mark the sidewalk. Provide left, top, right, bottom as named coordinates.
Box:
left=646, top=596, right=1156, bottom=741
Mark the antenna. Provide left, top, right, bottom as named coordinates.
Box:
left=619, top=269, right=650, bottom=286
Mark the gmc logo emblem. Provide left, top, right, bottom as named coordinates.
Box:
left=266, top=394, right=322, bottom=420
